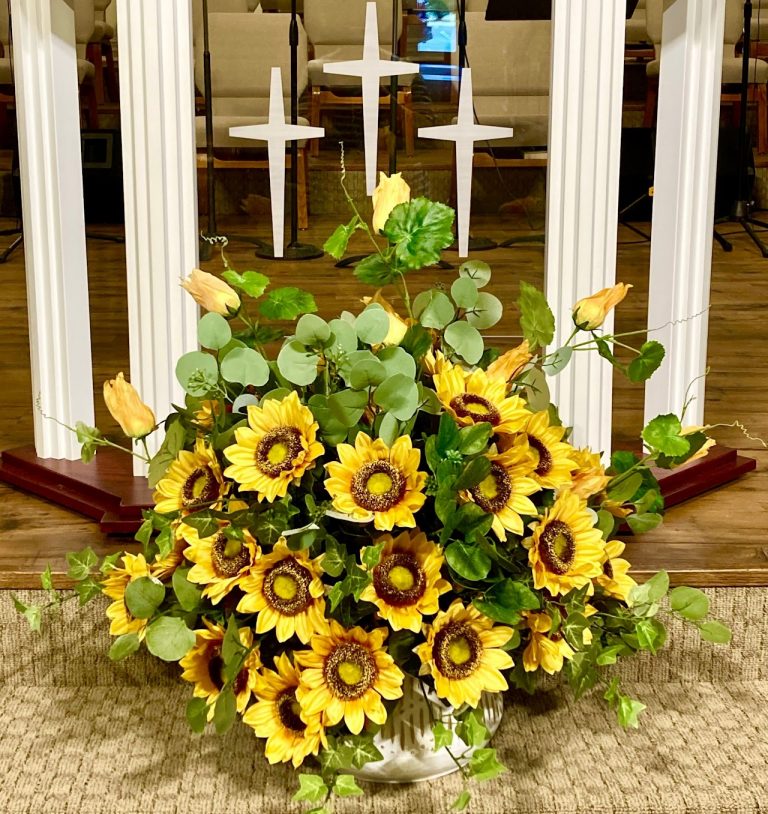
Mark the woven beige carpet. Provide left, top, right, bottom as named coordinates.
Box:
left=2, top=588, right=767, bottom=814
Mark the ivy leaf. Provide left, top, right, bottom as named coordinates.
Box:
left=66, top=547, right=98, bottom=581
left=382, top=197, right=455, bottom=269
left=474, top=580, right=539, bottom=625
left=354, top=254, right=398, bottom=287
left=669, top=586, right=710, bottom=621
left=343, top=734, right=384, bottom=768
left=332, top=774, right=364, bottom=798
left=323, top=215, right=361, bottom=260
left=627, top=340, right=665, bottom=383
left=221, top=269, right=269, bottom=299
left=259, top=287, right=317, bottom=321
left=75, top=578, right=102, bottom=606
left=321, top=536, right=347, bottom=578
left=635, top=618, right=667, bottom=653
left=387, top=629, right=418, bottom=667
left=453, top=790, right=472, bottom=811
left=456, top=709, right=488, bottom=748
left=12, top=596, right=42, bottom=633
left=181, top=510, right=220, bottom=540
left=517, top=281, right=555, bottom=350
left=642, top=413, right=690, bottom=457
left=466, top=748, right=506, bottom=782
left=186, top=697, right=209, bottom=734
left=361, top=541, right=386, bottom=570
left=108, top=633, right=141, bottom=662
left=617, top=695, right=647, bottom=729
left=293, top=774, right=329, bottom=804
left=445, top=541, right=492, bottom=581
left=432, top=721, right=454, bottom=750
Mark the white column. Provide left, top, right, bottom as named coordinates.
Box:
left=544, top=1, right=625, bottom=455
left=12, top=0, right=94, bottom=460
left=645, top=0, right=725, bottom=426
left=117, top=0, right=199, bottom=473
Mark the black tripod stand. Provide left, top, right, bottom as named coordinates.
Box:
left=717, top=0, right=768, bottom=257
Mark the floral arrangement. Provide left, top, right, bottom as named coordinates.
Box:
left=17, top=174, right=732, bottom=813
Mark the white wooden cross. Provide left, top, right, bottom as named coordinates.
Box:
left=229, top=67, right=324, bottom=258
left=323, top=1, right=419, bottom=195
left=418, top=68, right=514, bottom=258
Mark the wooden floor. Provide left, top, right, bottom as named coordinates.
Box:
left=1, top=214, right=767, bottom=588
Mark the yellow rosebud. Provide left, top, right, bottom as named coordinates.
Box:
left=372, top=172, right=411, bottom=234
left=103, top=373, right=156, bottom=439
left=181, top=268, right=240, bottom=316
left=486, top=340, right=532, bottom=384
left=361, top=291, right=409, bottom=347
left=422, top=348, right=450, bottom=377
left=572, top=283, right=632, bottom=330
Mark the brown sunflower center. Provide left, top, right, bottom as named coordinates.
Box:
left=208, top=646, right=249, bottom=695
left=324, top=642, right=378, bottom=700
left=433, top=622, right=482, bottom=680
left=450, top=393, right=501, bottom=426
left=603, top=559, right=614, bottom=579
left=181, top=466, right=220, bottom=508
left=256, top=426, right=303, bottom=478
left=528, top=435, right=553, bottom=477
left=211, top=532, right=252, bottom=578
left=373, top=552, right=426, bottom=607
left=350, top=461, right=406, bottom=513
left=263, top=558, right=313, bottom=616
left=470, top=462, right=512, bottom=514
left=276, top=688, right=307, bottom=733
left=538, top=519, right=576, bottom=575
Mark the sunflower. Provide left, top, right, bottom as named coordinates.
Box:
left=237, top=539, right=327, bottom=643
left=193, top=399, right=222, bottom=430
left=101, top=553, right=152, bottom=638
left=525, top=491, right=605, bottom=597
left=416, top=600, right=514, bottom=709
left=179, top=619, right=261, bottom=714
left=183, top=524, right=260, bottom=605
left=153, top=437, right=227, bottom=515
left=514, top=411, right=578, bottom=490
left=569, top=447, right=610, bottom=500
left=462, top=438, right=540, bottom=541
left=242, top=653, right=326, bottom=767
left=594, top=539, right=637, bottom=602
left=324, top=432, right=427, bottom=531
left=295, top=621, right=404, bottom=735
left=224, top=391, right=324, bottom=503
left=522, top=612, right=575, bottom=674
left=359, top=531, right=451, bottom=632
left=434, top=362, right=529, bottom=436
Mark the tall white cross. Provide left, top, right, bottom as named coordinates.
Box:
left=418, top=68, right=514, bottom=257
left=229, top=67, right=324, bottom=258
left=324, top=1, right=419, bottom=195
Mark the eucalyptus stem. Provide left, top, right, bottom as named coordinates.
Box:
left=397, top=271, right=414, bottom=320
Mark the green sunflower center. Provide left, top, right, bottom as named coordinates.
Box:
left=208, top=646, right=249, bottom=695
left=256, top=426, right=303, bottom=478
left=351, top=461, right=406, bottom=513
left=373, top=552, right=426, bottom=607
left=276, top=689, right=307, bottom=733
left=538, top=519, right=576, bottom=575
left=433, top=622, right=482, bottom=679
left=450, top=394, right=501, bottom=426
left=181, top=466, right=220, bottom=508
left=264, top=558, right=313, bottom=616
left=211, top=532, right=252, bottom=578
left=528, top=435, right=553, bottom=477
left=324, top=642, right=377, bottom=700
left=470, top=462, right=512, bottom=514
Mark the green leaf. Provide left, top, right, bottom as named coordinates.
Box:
left=172, top=568, right=203, bottom=612
left=259, top=287, right=317, bottom=321
left=221, top=269, right=269, bottom=299
left=40, top=564, right=54, bottom=592
left=596, top=338, right=623, bottom=370
left=361, top=541, right=386, bottom=570
left=277, top=340, right=320, bottom=386
left=458, top=422, right=493, bottom=456
left=454, top=456, right=491, bottom=491
left=596, top=509, right=616, bottom=540
left=293, top=774, right=329, bottom=803
left=182, top=510, right=220, bottom=540
left=355, top=304, right=390, bottom=345
left=465, top=292, right=503, bottom=330
left=145, top=616, right=196, bottom=662
left=637, top=570, right=670, bottom=603
left=607, top=472, right=643, bottom=504
left=635, top=618, right=667, bottom=653
left=521, top=366, right=550, bottom=412
left=452, top=790, right=472, bottom=811
left=328, top=389, right=369, bottom=428
left=332, top=774, right=363, bottom=797
left=617, top=695, right=647, bottom=729
left=459, top=259, right=491, bottom=288
left=413, top=290, right=456, bottom=329
left=626, top=512, right=663, bottom=534
left=124, top=577, right=165, bottom=619
left=596, top=644, right=629, bottom=666
left=543, top=345, right=573, bottom=376
left=66, top=547, right=98, bottom=581
left=108, top=633, right=141, bottom=662
left=377, top=346, right=417, bottom=379
left=340, top=733, right=384, bottom=769
left=75, top=578, right=102, bottom=606
left=436, top=412, right=461, bottom=454
left=698, top=620, right=732, bottom=644
left=354, top=253, right=398, bottom=287
left=451, top=276, right=479, bottom=309
left=323, top=215, right=361, bottom=260
left=669, top=586, right=710, bottom=621
left=220, top=347, right=270, bottom=387
left=466, top=748, right=506, bottom=782
left=400, top=323, right=433, bottom=360
left=445, top=541, right=492, bottom=581
left=517, top=281, right=555, bottom=350
left=321, top=537, right=347, bottom=578
left=374, top=374, right=420, bottom=421
left=474, top=579, right=539, bottom=625
left=186, top=696, right=209, bottom=734
left=456, top=709, right=488, bottom=747
left=175, top=351, right=219, bottom=396
left=627, top=340, right=665, bottom=383
left=642, top=413, right=690, bottom=457
left=12, top=596, right=42, bottom=633
left=349, top=357, right=387, bottom=390
left=382, top=197, right=455, bottom=269
left=213, top=687, right=237, bottom=734
left=296, top=313, right=331, bottom=347
left=445, top=320, right=484, bottom=365
left=198, top=312, right=232, bottom=350
left=378, top=411, right=400, bottom=446
left=432, top=721, right=454, bottom=750
left=327, top=318, right=359, bottom=356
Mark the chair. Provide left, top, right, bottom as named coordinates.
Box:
left=303, top=0, right=415, bottom=156
left=192, top=0, right=252, bottom=45
left=625, top=0, right=654, bottom=61
left=194, top=12, right=313, bottom=228
left=644, top=0, right=768, bottom=153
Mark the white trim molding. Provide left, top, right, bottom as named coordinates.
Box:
left=12, top=0, right=94, bottom=460
left=544, top=0, right=625, bottom=455
left=117, top=0, right=200, bottom=473
left=645, top=0, right=725, bottom=426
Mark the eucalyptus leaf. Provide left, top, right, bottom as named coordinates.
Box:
left=465, top=292, right=503, bottom=330
left=377, top=346, right=417, bottom=380
left=349, top=357, right=387, bottom=390
left=355, top=305, right=390, bottom=345
left=327, top=318, right=359, bottom=356
left=175, top=351, right=219, bottom=396
left=459, top=259, right=492, bottom=288
left=145, top=616, right=196, bottom=662
left=543, top=345, right=573, bottom=376
left=220, top=347, right=270, bottom=387
left=451, top=276, right=479, bottom=309
left=295, top=314, right=331, bottom=347
left=277, top=340, right=320, bottom=386
left=444, top=321, right=484, bottom=364
left=198, top=312, right=232, bottom=350
left=374, top=374, right=420, bottom=421
left=378, top=411, right=400, bottom=446
left=232, top=394, right=260, bottom=414
left=414, top=290, right=455, bottom=329
left=124, top=577, right=165, bottom=620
